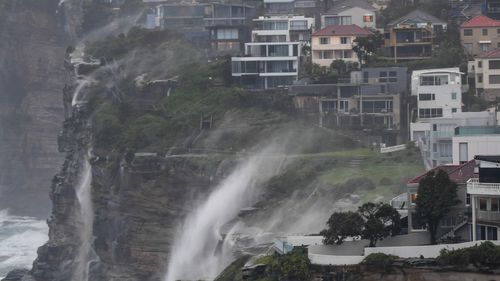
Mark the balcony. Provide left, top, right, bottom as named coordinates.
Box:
left=467, top=178, right=500, bottom=195
left=477, top=210, right=500, bottom=222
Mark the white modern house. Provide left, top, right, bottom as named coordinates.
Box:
left=411, top=68, right=463, bottom=120
left=410, top=111, right=497, bottom=168
left=320, top=0, right=377, bottom=29
left=231, top=15, right=314, bottom=89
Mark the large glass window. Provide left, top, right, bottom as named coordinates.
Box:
left=419, top=108, right=443, bottom=118
left=490, top=75, right=500, bottom=84
left=262, top=21, right=288, bottom=30
left=489, top=60, right=500, bottom=69
left=492, top=198, right=499, bottom=212
left=290, top=20, right=308, bottom=30
left=419, top=93, right=435, bottom=101
left=439, top=141, right=452, bottom=157
left=217, top=28, right=238, bottom=39
left=480, top=198, right=488, bottom=211
left=420, top=75, right=449, bottom=86
left=318, top=50, right=333, bottom=59
left=268, top=45, right=289, bottom=56
left=323, top=15, right=352, bottom=26
left=340, top=37, right=350, bottom=44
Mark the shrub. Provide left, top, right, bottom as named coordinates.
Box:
left=363, top=253, right=398, bottom=272
left=437, top=241, right=500, bottom=269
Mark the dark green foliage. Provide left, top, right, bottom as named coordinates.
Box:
left=352, top=33, right=384, bottom=65
left=437, top=241, right=500, bottom=269
left=214, top=255, right=251, bottom=281
left=320, top=211, right=364, bottom=245
left=358, top=202, right=401, bottom=247
left=269, top=250, right=312, bottom=281
left=363, top=253, right=398, bottom=272
left=415, top=170, right=460, bottom=244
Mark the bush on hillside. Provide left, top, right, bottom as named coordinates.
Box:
left=437, top=241, right=500, bottom=269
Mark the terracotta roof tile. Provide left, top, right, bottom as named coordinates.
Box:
left=407, top=160, right=476, bottom=185
left=478, top=48, right=500, bottom=58
left=312, top=24, right=373, bottom=37
left=462, top=15, right=500, bottom=28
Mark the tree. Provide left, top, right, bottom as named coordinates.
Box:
left=415, top=169, right=460, bottom=244
left=352, top=33, right=384, bottom=65
left=358, top=202, right=401, bottom=247
left=320, top=211, right=363, bottom=245
left=270, top=250, right=312, bottom=281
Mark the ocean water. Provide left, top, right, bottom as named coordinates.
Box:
left=0, top=209, right=48, bottom=279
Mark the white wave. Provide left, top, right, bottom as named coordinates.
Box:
left=0, top=209, right=48, bottom=278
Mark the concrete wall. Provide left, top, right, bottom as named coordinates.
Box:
left=452, top=135, right=500, bottom=164
left=309, top=254, right=364, bottom=265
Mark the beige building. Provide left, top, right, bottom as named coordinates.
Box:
left=469, top=48, right=500, bottom=101
left=311, top=24, right=372, bottom=67
left=461, top=15, right=500, bottom=57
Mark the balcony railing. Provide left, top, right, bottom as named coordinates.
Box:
left=477, top=210, right=500, bottom=222
left=467, top=178, right=500, bottom=195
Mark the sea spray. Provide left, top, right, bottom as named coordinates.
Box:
left=72, top=155, right=97, bottom=281
left=165, top=147, right=287, bottom=281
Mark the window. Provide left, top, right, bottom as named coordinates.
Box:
left=324, top=15, right=352, bottom=26
left=268, top=45, right=289, bottom=56
left=483, top=28, right=488, bottom=36
left=290, top=20, right=308, bottom=30
left=459, top=142, right=468, bottom=163
left=419, top=108, right=443, bottom=118
left=262, top=21, right=288, bottom=30
left=480, top=198, right=488, bottom=211
left=439, top=141, right=452, bottom=157
left=433, top=124, right=437, bottom=131
left=419, top=93, right=435, bottom=101
left=452, top=108, right=457, bottom=113
left=492, top=198, right=499, bottom=212
left=466, top=193, right=471, bottom=206
left=464, top=43, right=473, bottom=52
left=463, top=29, right=472, bottom=36
left=490, top=74, right=500, bottom=84
left=480, top=42, right=490, bottom=52
left=216, top=28, right=238, bottom=40
left=433, top=143, right=437, bottom=152
left=363, top=14, right=373, bottom=23
left=451, top=92, right=457, bottom=100
left=380, top=85, right=386, bottom=93
left=318, top=50, right=333, bottom=59
left=319, top=37, right=330, bottom=44
left=478, top=61, right=483, bottom=68
left=490, top=60, right=500, bottom=69
left=340, top=37, right=349, bottom=44
left=420, top=75, right=449, bottom=86
left=478, top=74, right=483, bottom=83
left=498, top=28, right=500, bottom=34
left=343, top=50, right=352, bottom=58
left=411, top=193, right=418, bottom=205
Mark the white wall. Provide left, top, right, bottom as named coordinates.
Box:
left=309, top=254, right=364, bottom=265
left=364, top=240, right=500, bottom=258
left=309, top=241, right=500, bottom=265
left=452, top=135, right=500, bottom=164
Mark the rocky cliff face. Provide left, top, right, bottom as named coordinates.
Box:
left=0, top=0, right=78, bottom=216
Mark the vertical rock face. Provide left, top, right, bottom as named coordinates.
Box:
left=0, top=0, right=69, bottom=216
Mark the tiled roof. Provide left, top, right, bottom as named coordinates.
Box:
left=407, top=160, right=476, bottom=185
left=388, top=9, right=446, bottom=26
left=461, top=15, right=500, bottom=28
left=478, top=48, right=500, bottom=58
left=324, top=0, right=377, bottom=14
left=312, top=24, right=373, bottom=36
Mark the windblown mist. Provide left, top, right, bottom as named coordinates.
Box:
left=165, top=145, right=288, bottom=281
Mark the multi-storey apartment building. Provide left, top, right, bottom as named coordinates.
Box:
left=383, top=10, right=447, bottom=62
left=231, top=15, right=314, bottom=89
left=289, top=67, right=408, bottom=144
left=483, top=0, right=500, bottom=20
left=311, top=25, right=373, bottom=66
left=469, top=49, right=500, bottom=101
left=263, top=0, right=321, bottom=16
left=460, top=15, right=500, bottom=57
left=320, top=0, right=377, bottom=29
left=154, top=2, right=255, bottom=55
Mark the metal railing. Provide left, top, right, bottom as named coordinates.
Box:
left=467, top=178, right=500, bottom=195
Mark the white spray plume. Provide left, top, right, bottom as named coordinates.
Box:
left=165, top=144, right=287, bottom=281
